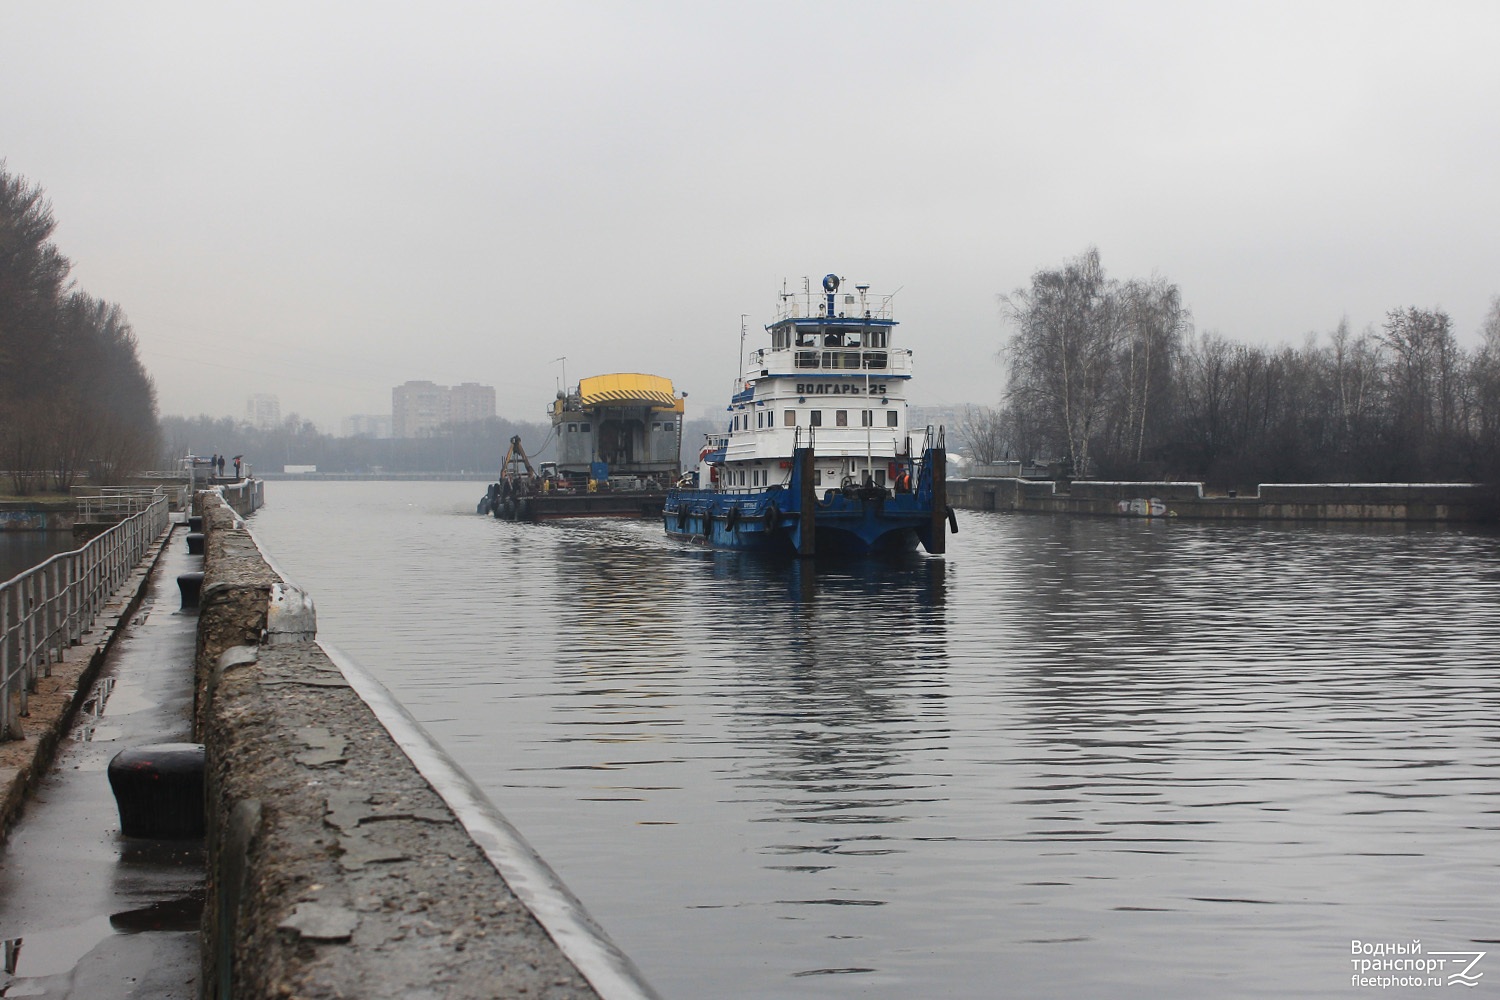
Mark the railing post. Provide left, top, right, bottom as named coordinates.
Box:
left=66, top=552, right=79, bottom=644
left=42, top=560, right=56, bottom=676
left=1, top=590, right=12, bottom=739
left=19, top=579, right=33, bottom=716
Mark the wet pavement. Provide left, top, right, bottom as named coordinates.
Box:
left=0, top=525, right=202, bottom=999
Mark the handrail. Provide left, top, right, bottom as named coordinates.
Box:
left=75, top=488, right=165, bottom=523
left=0, top=496, right=171, bottom=740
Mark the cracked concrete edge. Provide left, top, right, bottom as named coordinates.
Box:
left=0, top=518, right=176, bottom=846
left=197, top=493, right=618, bottom=1000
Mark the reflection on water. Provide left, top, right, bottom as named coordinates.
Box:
left=249, top=484, right=1500, bottom=999
left=0, top=531, right=76, bottom=583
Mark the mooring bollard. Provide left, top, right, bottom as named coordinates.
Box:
left=186, top=532, right=205, bottom=555
left=187, top=515, right=203, bottom=532
left=177, top=571, right=204, bottom=609
left=107, top=743, right=206, bottom=839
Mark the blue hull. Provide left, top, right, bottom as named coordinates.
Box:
left=663, top=486, right=933, bottom=554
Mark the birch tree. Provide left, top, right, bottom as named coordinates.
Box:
left=1002, top=247, right=1121, bottom=473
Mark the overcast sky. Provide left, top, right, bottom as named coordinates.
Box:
left=5, top=1, right=1498, bottom=432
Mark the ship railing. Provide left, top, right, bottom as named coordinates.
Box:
left=772, top=290, right=895, bottom=323
left=749, top=347, right=908, bottom=373
left=0, top=495, right=170, bottom=740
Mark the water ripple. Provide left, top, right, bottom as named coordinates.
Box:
left=249, top=484, right=1500, bottom=1000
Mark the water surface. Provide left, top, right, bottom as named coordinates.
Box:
left=0, top=532, right=78, bottom=583
left=248, top=481, right=1500, bottom=998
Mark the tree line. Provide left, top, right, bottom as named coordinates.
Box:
left=0, top=162, right=159, bottom=494
left=965, top=247, right=1500, bottom=486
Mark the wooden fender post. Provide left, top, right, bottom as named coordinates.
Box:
left=796, top=446, right=816, bottom=558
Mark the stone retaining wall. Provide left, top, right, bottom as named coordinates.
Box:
left=951, top=478, right=1498, bottom=522
left=195, top=495, right=634, bottom=999
left=0, top=502, right=72, bottom=532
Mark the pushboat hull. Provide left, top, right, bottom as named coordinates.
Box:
left=663, top=443, right=952, bottom=556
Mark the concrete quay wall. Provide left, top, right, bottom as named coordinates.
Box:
left=952, top=478, right=1497, bottom=522
left=195, top=495, right=652, bottom=999
left=0, top=501, right=73, bottom=532
left=217, top=478, right=263, bottom=517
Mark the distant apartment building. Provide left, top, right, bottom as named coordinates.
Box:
left=342, top=414, right=394, bottom=439
left=245, top=393, right=281, bottom=430
left=448, top=382, right=497, bottom=426
left=392, top=381, right=448, bottom=437
left=392, top=380, right=496, bottom=437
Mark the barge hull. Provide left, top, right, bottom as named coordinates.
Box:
left=493, top=492, right=668, bottom=522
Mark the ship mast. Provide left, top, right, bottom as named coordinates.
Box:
left=736, top=314, right=748, bottom=392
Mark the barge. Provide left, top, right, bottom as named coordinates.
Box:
left=480, top=373, right=685, bottom=521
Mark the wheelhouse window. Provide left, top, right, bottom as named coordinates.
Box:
left=784, top=410, right=797, bottom=427
left=886, top=411, right=899, bottom=427
left=835, top=410, right=848, bottom=427
left=861, top=410, right=873, bottom=427
left=810, top=410, right=823, bottom=427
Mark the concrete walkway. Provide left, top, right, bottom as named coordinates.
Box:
left=0, top=525, right=202, bottom=998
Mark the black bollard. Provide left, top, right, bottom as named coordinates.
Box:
left=177, top=571, right=204, bottom=609
left=186, top=532, right=205, bottom=555
left=187, top=515, right=203, bottom=532
left=107, top=743, right=206, bottom=839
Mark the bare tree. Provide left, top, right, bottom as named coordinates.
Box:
left=1378, top=306, right=1460, bottom=476
left=1002, top=247, right=1122, bottom=472
left=959, top=405, right=1006, bottom=465
left=1119, top=276, right=1186, bottom=464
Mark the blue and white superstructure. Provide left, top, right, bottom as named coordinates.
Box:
left=664, top=273, right=955, bottom=555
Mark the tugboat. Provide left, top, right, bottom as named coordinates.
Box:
left=663, top=273, right=956, bottom=556
left=480, top=373, right=685, bottom=521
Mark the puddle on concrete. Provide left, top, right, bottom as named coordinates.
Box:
left=1, top=914, right=114, bottom=982
left=110, top=891, right=204, bottom=934
left=70, top=677, right=115, bottom=742
left=0, top=891, right=204, bottom=993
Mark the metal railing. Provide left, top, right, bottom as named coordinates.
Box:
left=74, top=487, right=167, bottom=524
left=0, top=496, right=171, bottom=740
